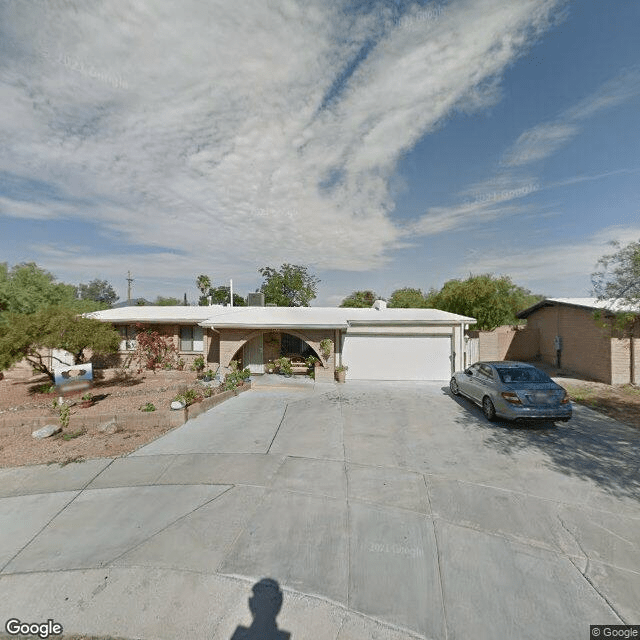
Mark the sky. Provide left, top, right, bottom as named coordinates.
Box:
left=1, top=0, right=639, bottom=306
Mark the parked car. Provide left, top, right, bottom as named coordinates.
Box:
left=450, top=361, right=572, bottom=423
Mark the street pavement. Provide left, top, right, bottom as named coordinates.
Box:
left=0, top=376, right=638, bottom=639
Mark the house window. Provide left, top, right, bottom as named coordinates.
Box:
left=118, top=325, right=137, bottom=351
left=180, top=325, right=204, bottom=352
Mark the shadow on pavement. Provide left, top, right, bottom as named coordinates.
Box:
left=230, top=578, right=291, bottom=640
left=443, top=386, right=640, bottom=501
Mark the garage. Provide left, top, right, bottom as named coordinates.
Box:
left=342, top=334, right=453, bottom=381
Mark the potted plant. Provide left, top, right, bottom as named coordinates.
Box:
left=335, top=364, right=348, bottom=383
left=79, top=392, right=94, bottom=408
left=191, top=355, right=205, bottom=375
left=201, top=368, right=215, bottom=382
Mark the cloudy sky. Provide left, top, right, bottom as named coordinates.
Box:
left=1, top=0, right=639, bottom=305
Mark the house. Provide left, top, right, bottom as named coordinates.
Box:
left=514, top=298, right=640, bottom=385
left=87, top=301, right=476, bottom=381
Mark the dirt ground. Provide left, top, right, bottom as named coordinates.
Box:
left=533, top=362, right=640, bottom=430
left=0, top=368, right=212, bottom=469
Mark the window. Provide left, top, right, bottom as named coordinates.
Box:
left=117, top=325, right=137, bottom=351
left=180, top=325, right=204, bottom=352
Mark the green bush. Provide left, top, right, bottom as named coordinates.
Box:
left=274, top=357, right=293, bottom=376
left=140, top=402, right=156, bottom=412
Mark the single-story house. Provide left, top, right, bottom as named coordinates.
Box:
left=87, top=301, right=476, bottom=381
left=514, top=297, right=640, bottom=385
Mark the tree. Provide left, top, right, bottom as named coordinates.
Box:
left=155, top=296, right=181, bottom=306
left=258, top=264, right=320, bottom=307
left=591, top=239, right=640, bottom=306
left=388, top=288, right=427, bottom=308
left=427, top=275, right=543, bottom=330
left=196, top=274, right=212, bottom=305
left=209, top=286, right=246, bottom=307
left=77, top=279, right=118, bottom=307
left=0, top=262, right=79, bottom=316
left=591, top=239, right=640, bottom=384
left=340, top=290, right=379, bottom=308
left=0, top=307, right=120, bottom=382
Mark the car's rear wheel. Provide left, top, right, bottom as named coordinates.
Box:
left=482, top=396, right=496, bottom=421
left=449, top=377, right=460, bottom=396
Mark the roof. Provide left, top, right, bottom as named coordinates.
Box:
left=87, top=305, right=476, bottom=328
left=86, top=305, right=225, bottom=324
left=517, top=297, right=640, bottom=319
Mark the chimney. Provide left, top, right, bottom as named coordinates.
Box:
left=373, top=299, right=387, bottom=310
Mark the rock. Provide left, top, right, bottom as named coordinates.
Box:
left=171, top=400, right=186, bottom=410
left=98, top=419, right=120, bottom=435
left=32, top=424, right=62, bottom=439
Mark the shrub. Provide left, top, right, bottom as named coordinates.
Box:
left=319, top=338, right=332, bottom=360
left=140, top=402, right=156, bottom=412
left=274, top=357, right=293, bottom=376
left=191, top=355, right=205, bottom=373
left=130, top=324, right=178, bottom=373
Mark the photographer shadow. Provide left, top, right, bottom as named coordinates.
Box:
left=230, top=578, right=291, bottom=640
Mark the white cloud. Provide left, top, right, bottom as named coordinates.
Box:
left=458, top=226, right=640, bottom=296
left=502, top=122, right=578, bottom=167
left=0, top=0, right=565, bottom=277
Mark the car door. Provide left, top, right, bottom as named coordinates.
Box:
left=466, top=364, right=492, bottom=402
left=458, top=363, right=481, bottom=399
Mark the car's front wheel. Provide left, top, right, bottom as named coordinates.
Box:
left=482, top=396, right=496, bottom=421
left=449, top=377, right=460, bottom=396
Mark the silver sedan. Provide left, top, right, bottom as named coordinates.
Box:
left=450, top=361, right=572, bottom=423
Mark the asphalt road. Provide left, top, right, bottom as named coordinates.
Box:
left=0, top=376, right=638, bottom=639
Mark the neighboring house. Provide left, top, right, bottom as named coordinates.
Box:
left=512, top=298, right=640, bottom=385
left=87, top=301, right=476, bottom=381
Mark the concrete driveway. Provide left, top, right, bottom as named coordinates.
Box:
left=0, top=377, right=638, bottom=639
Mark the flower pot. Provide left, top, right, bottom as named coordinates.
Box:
left=336, top=370, right=346, bottom=383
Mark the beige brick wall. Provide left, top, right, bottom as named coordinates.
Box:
left=526, top=306, right=613, bottom=383
left=469, top=325, right=538, bottom=362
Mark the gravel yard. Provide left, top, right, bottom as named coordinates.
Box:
left=0, top=369, right=217, bottom=468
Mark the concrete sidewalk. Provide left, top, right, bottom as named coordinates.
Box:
left=0, top=380, right=638, bottom=639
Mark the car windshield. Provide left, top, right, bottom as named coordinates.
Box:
left=495, top=367, right=551, bottom=384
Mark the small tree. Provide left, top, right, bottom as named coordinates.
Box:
left=340, top=290, right=379, bottom=308
left=129, top=324, right=178, bottom=373
left=591, top=239, right=640, bottom=384
left=209, top=286, right=246, bottom=306
left=0, top=307, right=120, bottom=382
left=196, top=274, right=212, bottom=306
left=258, top=264, right=320, bottom=307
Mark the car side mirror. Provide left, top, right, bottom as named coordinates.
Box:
left=464, top=369, right=473, bottom=376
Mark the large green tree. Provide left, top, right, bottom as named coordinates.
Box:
left=0, top=262, right=78, bottom=315
left=340, top=290, right=379, bottom=308
left=0, top=307, right=121, bottom=382
left=77, top=279, right=118, bottom=307
left=426, top=274, right=543, bottom=330
left=155, top=296, right=181, bottom=306
left=258, top=264, right=320, bottom=307
left=388, top=288, right=428, bottom=308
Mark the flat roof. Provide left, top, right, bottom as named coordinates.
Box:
left=88, top=305, right=476, bottom=328
left=86, top=305, right=225, bottom=324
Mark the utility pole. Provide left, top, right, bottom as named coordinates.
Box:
left=126, top=271, right=134, bottom=303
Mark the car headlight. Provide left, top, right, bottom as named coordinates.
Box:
left=501, top=392, right=522, bottom=404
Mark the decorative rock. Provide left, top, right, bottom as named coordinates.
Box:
left=171, top=400, right=186, bottom=410
left=98, top=419, right=120, bottom=435
left=32, top=424, right=62, bottom=439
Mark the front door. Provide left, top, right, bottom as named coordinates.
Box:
left=243, top=335, right=264, bottom=374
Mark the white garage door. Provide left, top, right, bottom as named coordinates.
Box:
left=342, top=335, right=452, bottom=381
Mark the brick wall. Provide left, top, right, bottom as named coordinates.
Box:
left=526, top=306, right=613, bottom=383
left=468, top=325, right=538, bottom=362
